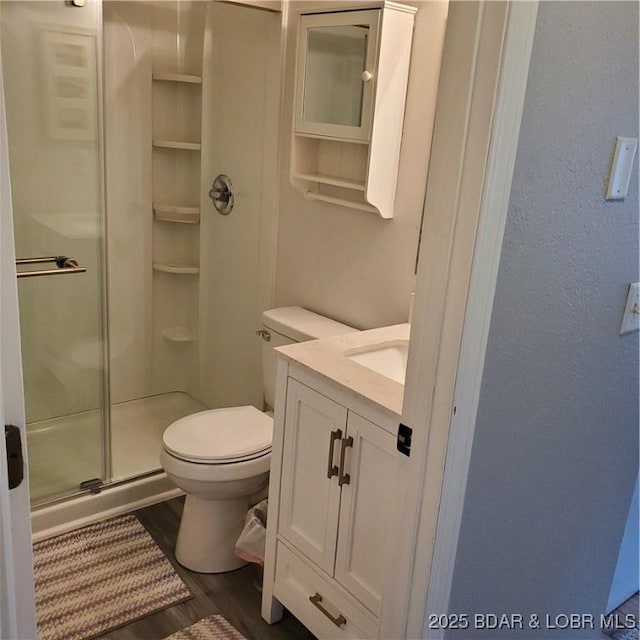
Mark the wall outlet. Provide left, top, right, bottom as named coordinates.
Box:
left=619, top=282, right=640, bottom=335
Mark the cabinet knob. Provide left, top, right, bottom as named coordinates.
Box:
left=361, top=70, right=373, bottom=82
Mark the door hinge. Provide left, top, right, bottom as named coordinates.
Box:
left=80, top=478, right=103, bottom=494
left=4, top=425, right=24, bottom=490
left=397, top=423, right=412, bottom=457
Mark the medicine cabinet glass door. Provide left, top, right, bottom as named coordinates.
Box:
left=295, top=9, right=379, bottom=141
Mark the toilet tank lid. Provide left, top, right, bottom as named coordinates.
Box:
left=261, top=306, right=358, bottom=342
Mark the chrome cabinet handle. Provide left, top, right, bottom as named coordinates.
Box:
left=16, top=256, right=86, bottom=279
left=309, top=592, right=347, bottom=627
left=338, top=436, right=353, bottom=486
left=326, top=429, right=342, bottom=479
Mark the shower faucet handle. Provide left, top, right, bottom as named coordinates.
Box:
left=209, top=174, right=235, bottom=215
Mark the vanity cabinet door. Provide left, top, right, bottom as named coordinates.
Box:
left=334, top=412, right=401, bottom=617
left=279, top=379, right=346, bottom=575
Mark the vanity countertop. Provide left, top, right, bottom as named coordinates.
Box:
left=276, top=323, right=410, bottom=417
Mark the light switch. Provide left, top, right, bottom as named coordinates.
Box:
left=606, top=137, right=638, bottom=201
left=619, top=282, right=640, bottom=335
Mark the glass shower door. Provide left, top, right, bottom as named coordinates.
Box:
left=0, top=0, right=107, bottom=504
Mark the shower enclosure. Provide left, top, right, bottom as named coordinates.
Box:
left=0, top=0, right=280, bottom=509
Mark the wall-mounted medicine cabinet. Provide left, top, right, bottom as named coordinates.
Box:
left=291, top=2, right=417, bottom=219
left=295, top=9, right=379, bottom=142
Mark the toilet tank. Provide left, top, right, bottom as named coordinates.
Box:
left=260, top=306, right=358, bottom=410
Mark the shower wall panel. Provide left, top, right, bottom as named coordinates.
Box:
left=105, top=0, right=281, bottom=418
left=197, top=2, right=280, bottom=410
left=104, top=1, right=205, bottom=405
left=104, top=1, right=154, bottom=405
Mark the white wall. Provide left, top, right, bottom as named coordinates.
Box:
left=447, top=3, right=639, bottom=637
left=274, top=1, right=448, bottom=330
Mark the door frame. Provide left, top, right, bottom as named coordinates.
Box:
left=0, top=1, right=538, bottom=637
left=0, top=48, right=37, bottom=639
left=385, top=2, right=539, bottom=638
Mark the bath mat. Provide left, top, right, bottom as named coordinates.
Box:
left=33, top=514, right=192, bottom=640
left=163, top=616, right=247, bottom=640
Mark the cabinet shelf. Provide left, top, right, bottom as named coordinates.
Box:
left=305, top=192, right=378, bottom=214
left=153, top=204, right=200, bottom=224
left=295, top=173, right=366, bottom=192
left=152, top=73, right=202, bottom=84
left=152, top=140, right=201, bottom=151
left=152, top=262, right=199, bottom=275
left=162, top=326, right=195, bottom=343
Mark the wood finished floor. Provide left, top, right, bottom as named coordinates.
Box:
left=97, top=497, right=315, bottom=640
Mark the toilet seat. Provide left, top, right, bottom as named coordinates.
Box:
left=162, top=405, right=273, bottom=465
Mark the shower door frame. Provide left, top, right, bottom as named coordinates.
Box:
left=1, top=0, right=112, bottom=508
left=0, top=44, right=37, bottom=639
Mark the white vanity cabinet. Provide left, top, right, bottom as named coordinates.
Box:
left=263, top=364, right=404, bottom=639
left=290, top=2, right=417, bottom=219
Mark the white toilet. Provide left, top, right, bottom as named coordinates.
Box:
left=160, top=306, right=357, bottom=573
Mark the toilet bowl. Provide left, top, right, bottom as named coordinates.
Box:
left=161, top=306, right=358, bottom=573
left=161, top=405, right=272, bottom=573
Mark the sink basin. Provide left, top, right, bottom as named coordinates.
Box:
left=346, top=340, right=409, bottom=384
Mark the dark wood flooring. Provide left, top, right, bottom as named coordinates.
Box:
left=97, top=497, right=315, bottom=640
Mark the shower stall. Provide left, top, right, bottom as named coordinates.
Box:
left=0, top=0, right=281, bottom=519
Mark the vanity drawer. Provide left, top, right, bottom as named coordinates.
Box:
left=274, top=541, right=378, bottom=640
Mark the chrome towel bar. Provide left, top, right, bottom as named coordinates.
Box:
left=16, top=256, right=87, bottom=278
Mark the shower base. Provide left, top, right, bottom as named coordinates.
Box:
left=111, top=391, right=208, bottom=481
left=29, top=391, right=208, bottom=540
left=31, top=472, right=181, bottom=541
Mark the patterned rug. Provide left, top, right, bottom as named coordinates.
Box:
left=33, top=514, right=192, bottom=640
left=164, top=616, right=247, bottom=640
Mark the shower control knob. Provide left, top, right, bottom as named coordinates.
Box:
left=209, top=174, right=235, bottom=215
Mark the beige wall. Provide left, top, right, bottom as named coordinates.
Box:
left=274, top=1, right=448, bottom=330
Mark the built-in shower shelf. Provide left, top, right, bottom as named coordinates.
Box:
left=153, top=205, right=200, bottom=224
left=152, top=140, right=201, bottom=151
left=152, top=263, right=200, bottom=275
left=162, top=326, right=194, bottom=343
left=152, top=73, right=202, bottom=84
